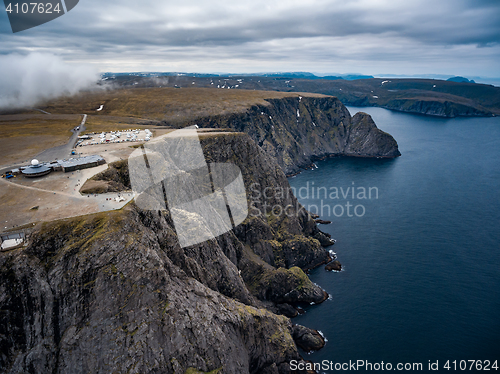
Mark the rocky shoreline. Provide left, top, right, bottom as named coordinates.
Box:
left=0, top=97, right=399, bottom=374
left=175, top=96, right=401, bottom=175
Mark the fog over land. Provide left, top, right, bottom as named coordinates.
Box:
left=0, top=53, right=99, bottom=110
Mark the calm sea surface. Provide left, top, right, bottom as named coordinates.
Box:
left=288, top=107, right=500, bottom=372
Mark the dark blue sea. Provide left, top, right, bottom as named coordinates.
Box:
left=288, top=107, right=500, bottom=372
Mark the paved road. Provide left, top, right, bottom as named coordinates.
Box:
left=35, top=114, right=87, bottom=162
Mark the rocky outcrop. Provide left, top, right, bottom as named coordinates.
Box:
left=315, top=219, right=331, bottom=225
left=292, top=325, right=326, bottom=352
left=81, top=159, right=130, bottom=194
left=0, top=133, right=333, bottom=374
left=0, top=208, right=302, bottom=374
left=189, top=96, right=401, bottom=175
left=325, top=260, right=342, bottom=272
left=381, top=99, right=492, bottom=117
left=344, top=112, right=401, bottom=157
left=246, top=266, right=328, bottom=305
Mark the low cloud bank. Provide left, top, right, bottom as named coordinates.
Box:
left=0, top=53, right=99, bottom=110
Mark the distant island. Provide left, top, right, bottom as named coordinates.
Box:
left=447, top=76, right=476, bottom=83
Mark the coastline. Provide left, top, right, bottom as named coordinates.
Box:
left=288, top=106, right=500, bottom=370
left=0, top=91, right=401, bottom=373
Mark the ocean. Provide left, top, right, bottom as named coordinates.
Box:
left=288, top=106, right=500, bottom=372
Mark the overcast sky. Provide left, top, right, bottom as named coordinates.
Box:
left=1, top=0, right=499, bottom=77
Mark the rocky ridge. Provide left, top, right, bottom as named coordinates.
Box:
left=1, top=133, right=331, bottom=374
left=103, top=75, right=500, bottom=118
left=183, top=96, right=400, bottom=175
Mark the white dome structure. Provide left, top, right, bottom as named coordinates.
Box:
left=23, top=159, right=51, bottom=178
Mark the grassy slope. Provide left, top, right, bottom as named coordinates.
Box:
left=38, top=87, right=326, bottom=122
left=0, top=114, right=79, bottom=166
left=0, top=87, right=326, bottom=166
left=100, top=76, right=500, bottom=116
left=313, top=78, right=500, bottom=112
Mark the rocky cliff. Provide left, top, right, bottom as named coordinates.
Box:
left=380, top=98, right=492, bottom=117
left=0, top=133, right=333, bottom=374
left=0, top=91, right=400, bottom=373
left=187, top=96, right=400, bottom=175
left=103, top=75, right=500, bottom=118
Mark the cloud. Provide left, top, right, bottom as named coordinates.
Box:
left=0, top=53, right=99, bottom=109
left=0, top=0, right=499, bottom=76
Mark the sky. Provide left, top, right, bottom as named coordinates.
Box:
left=0, top=0, right=499, bottom=77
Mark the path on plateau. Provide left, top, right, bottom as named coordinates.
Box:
left=35, top=114, right=87, bottom=162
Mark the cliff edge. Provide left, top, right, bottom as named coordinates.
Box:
left=189, top=96, right=400, bottom=175
left=0, top=90, right=400, bottom=374
left=0, top=133, right=331, bottom=374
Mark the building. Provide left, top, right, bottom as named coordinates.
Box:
left=47, top=161, right=63, bottom=171
left=57, top=155, right=106, bottom=172
left=0, top=231, right=25, bottom=251
left=21, top=159, right=52, bottom=178
left=16, top=155, right=106, bottom=179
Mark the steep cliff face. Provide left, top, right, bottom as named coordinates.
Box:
left=344, top=112, right=400, bottom=157
left=189, top=96, right=400, bottom=175
left=0, top=133, right=330, bottom=374
left=0, top=208, right=300, bottom=374
left=381, top=98, right=492, bottom=117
